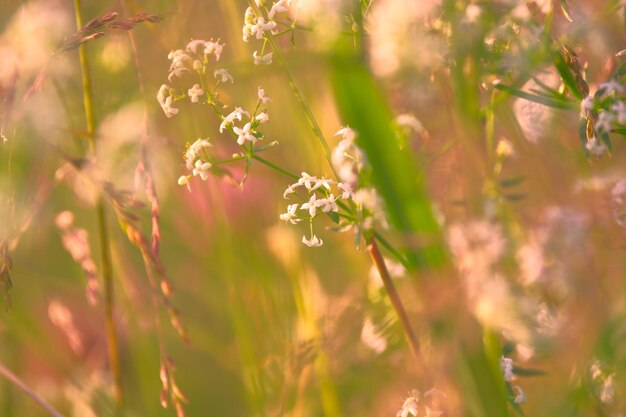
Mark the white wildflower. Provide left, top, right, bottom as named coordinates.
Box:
left=501, top=357, right=514, bottom=382
left=185, top=39, right=206, bottom=54
left=157, top=84, right=179, bottom=118
left=396, top=392, right=419, bottom=417
left=586, top=136, right=606, bottom=157
left=513, top=386, right=526, bottom=404
left=256, top=112, right=269, bottom=123
left=337, top=182, right=353, bottom=199
left=214, top=68, right=234, bottom=83
left=253, top=50, right=273, bottom=65
left=302, top=234, right=323, bottom=247
left=319, top=195, right=339, bottom=213
left=192, top=160, right=212, bottom=180
left=187, top=84, right=204, bottom=103
left=220, top=107, right=250, bottom=132
left=258, top=86, right=272, bottom=103
left=280, top=204, right=301, bottom=224
left=335, top=125, right=357, bottom=142
left=184, top=138, right=212, bottom=169
left=177, top=175, right=191, bottom=190
left=332, top=126, right=366, bottom=186
left=301, top=194, right=321, bottom=217
left=268, top=0, right=290, bottom=19
left=233, top=122, right=257, bottom=145
left=204, top=39, right=224, bottom=61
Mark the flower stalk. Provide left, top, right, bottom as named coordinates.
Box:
left=72, top=0, right=123, bottom=406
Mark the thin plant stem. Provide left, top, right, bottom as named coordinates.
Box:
left=0, top=361, right=65, bottom=417
left=72, top=0, right=123, bottom=406
left=247, top=1, right=338, bottom=178
left=367, top=237, right=428, bottom=373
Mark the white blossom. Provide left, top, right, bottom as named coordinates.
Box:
left=301, top=194, right=321, bottom=217
left=258, top=86, right=272, bottom=103
left=220, top=107, right=250, bottom=133
left=187, top=84, right=204, bottom=103
left=302, top=234, right=323, bottom=247
left=192, top=160, right=212, bottom=180
left=214, top=68, right=234, bottom=83
left=256, top=112, right=269, bottom=123
left=233, top=122, right=257, bottom=145
left=586, top=136, right=606, bottom=157
left=280, top=204, right=301, bottom=224
left=157, top=84, right=179, bottom=118
left=501, top=357, right=514, bottom=382
left=253, top=50, right=273, bottom=65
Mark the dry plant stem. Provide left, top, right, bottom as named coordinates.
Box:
left=0, top=361, right=65, bottom=417
left=367, top=237, right=425, bottom=368
left=73, top=0, right=123, bottom=406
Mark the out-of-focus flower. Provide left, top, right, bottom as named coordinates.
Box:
left=214, top=68, right=234, bottom=83
left=157, top=84, right=179, bottom=118
left=501, top=357, right=514, bottom=381
left=332, top=126, right=365, bottom=187
left=360, top=316, right=387, bottom=354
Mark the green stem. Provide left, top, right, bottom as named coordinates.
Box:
left=251, top=154, right=299, bottom=180
left=73, top=0, right=123, bottom=406
left=248, top=1, right=337, bottom=177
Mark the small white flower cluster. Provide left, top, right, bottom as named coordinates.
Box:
left=219, top=87, right=271, bottom=146
left=157, top=38, right=227, bottom=118
left=280, top=126, right=390, bottom=248
left=396, top=389, right=445, bottom=417
left=332, top=126, right=365, bottom=187
left=157, top=38, right=276, bottom=188
left=590, top=359, right=616, bottom=404
left=178, top=138, right=213, bottom=189
left=333, top=126, right=388, bottom=231
left=242, top=1, right=294, bottom=65
left=280, top=172, right=353, bottom=247
left=580, top=80, right=626, bottom=157
left=501, top=357, right=526, bottom=404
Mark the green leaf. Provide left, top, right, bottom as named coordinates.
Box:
left=326, top=211, right=340, bottom=224
left=329, top=45, right=447, bottom=270
left=499, top=177, right=525, bottom=188
left=513, top=366, right=547, bottom=377
left=495, top=83, right=577, bottom=110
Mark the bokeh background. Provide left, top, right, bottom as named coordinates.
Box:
left=2, top=0, right=626, bottom=416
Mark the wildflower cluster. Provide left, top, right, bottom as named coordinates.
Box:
left=243, top=1, right=294, bottom=65
left=580, top=80, right=626, bottom=157
left=157, top=38, right=225, bottom=117
left=280, top=172, right=353, bottom=247
left=501, top=357, right=526, bottom=404
left=157, top=39, right=275, bottom=188
left=279, top=126, right=389, bottom=247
